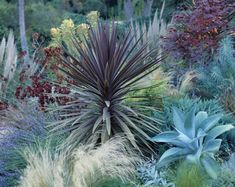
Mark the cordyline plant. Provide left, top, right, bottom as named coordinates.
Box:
left=52, top=22, right=163, bottom=151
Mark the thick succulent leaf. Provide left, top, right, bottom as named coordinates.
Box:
left=152, top=132, right=190, bottom=148
left=157, top=147, right=191, bottom=168
left=172, top=107, right=185, bottom=133
left=169, top=139, right=190, bottom=148
left=198, top=114, right=222, bottom=132
left=177, top=132, right=191, bottom=144
left=201, top=155, right=219, bottom=179
left=197, top=128, right=207, bottom=138
left=187, top=154, right=199, bottom=164
left=205, top=124, right=234, bottom=142
left=195, top=111, right=208, bottom=130
left=187, top=140, right=204, bottom=164
left=152, top=131, right=178, bottom=142
left=184, top=106, right=196, bottom=138
left=188, top=137, right=200, bottom=150
left=203, top=139, right=222, bottom=153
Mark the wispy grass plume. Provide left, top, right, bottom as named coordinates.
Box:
left=18, top=137, right=140, bottom=187
left=72, top=137, right=139, bottom=187
left=18, top=147, right=65, bottom=187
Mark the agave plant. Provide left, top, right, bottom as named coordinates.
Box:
left=52, top=22, right=162, bottom=151
left=152, top=106, right=234, bottom=179
left=153, top=97, right=232, bottom=132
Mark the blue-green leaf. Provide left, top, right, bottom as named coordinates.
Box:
left=198, top=114, right=222, bottom=132
left=157, top=147, right=190, bottom=168
left=205, top=124, right=234, bottom=142
left=172, top=107, right=185, bottom=133
left=152, top=131, right=178, bottom=142
left=195, top=111, right=208, bottom=130
left=184, top=106, right=196, bottom=137
left=203, top=139, right=222, bottom=153
left=201, top=155, right=219, bottom=179
left=177, top=132, right=191, bottom=144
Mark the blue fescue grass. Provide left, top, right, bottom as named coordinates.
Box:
left=0, top=105, right=49, bottom=186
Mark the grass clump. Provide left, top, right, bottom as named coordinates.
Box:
left=175, top=162, right=209, bottom=187
left=18, top=137, right=139, bottom=187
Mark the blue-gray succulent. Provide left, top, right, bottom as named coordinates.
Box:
left=152, top=106, right=234, bottom=179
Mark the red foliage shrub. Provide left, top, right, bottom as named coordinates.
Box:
left=42, top=47, right=66, bottom=82
left=162, top=0, right=235, bottom=65
left=15, top=76, right=71, bottom=108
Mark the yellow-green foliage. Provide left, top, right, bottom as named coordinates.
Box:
left=126, top=68, right=171, bottom=108
left=126, top=69, right=199, bottom=109
left=175, top=162, right=209, bottom=187
left=50, top=11, right=99, bottom=51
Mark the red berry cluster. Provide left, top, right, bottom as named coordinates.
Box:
left=15, top=76, right=71, bottom=108
left=162, top=0, right=235, bottom=64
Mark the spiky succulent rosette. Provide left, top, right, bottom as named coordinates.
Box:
left=152, top=106, right=234, bottom=179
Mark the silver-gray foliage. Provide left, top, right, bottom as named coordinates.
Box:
left=137, top=157, right=175, bottom=187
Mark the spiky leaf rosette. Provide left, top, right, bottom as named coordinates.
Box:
left=152, top=106, right=234, bottom=179
left=52, top=22, right=163, bottom=151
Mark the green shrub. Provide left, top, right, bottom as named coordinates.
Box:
left=197, top=36, right=235, bottom=100
left=94, top=178, right=135, bottom=187
left=154, top=97, right=232, bottom=132
left=25, top=2, right=62, bottom=38
left=0, top=1, right=62, bottom=45
left=0, top=1, right=18, bottom=39
left=80, top=0, right=107, bottom=17
left=175, top=162, right=209, bottom=187
left=126, top=68, right=171, bottom=111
